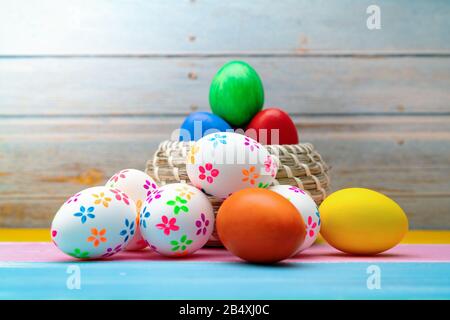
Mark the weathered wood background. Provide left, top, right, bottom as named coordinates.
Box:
left=1, top=0, right=449, bottom=228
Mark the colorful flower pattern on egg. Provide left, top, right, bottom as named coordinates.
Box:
left=188, top=143, right=200, bottom=165
left=186, top=132, right=278, bottom=199
left=269, top=185, right=320, bottom=253
left=102, top=244, right=123, bottom=258
left=139, top=183, right=214, bottom=257
left=156, top=216, right=180, bottom=235
left=264, top=155, right=277, bottom=178
left=51, top=186, right=136, bottom=259
left=66, top=193, right=81, bottom=204
left=105, top=169, right=158, bottom=251
left=195, top=213, right=210, bottom=236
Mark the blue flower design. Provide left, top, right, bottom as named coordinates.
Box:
left=73, top=206, right=95, bottom=224
left=315, top=210, right=321, bottom=226
left=208, top=133, right=227, bottom=147
left=120, top=218, right=135, bottom=242
left=140, top=206, right=151, bottom=228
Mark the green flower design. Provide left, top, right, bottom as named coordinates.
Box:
left=170, top=234, right=193, bottom=252
left=166, top=196, right=189, bottom=214
left=258, top=182, right=270, bottom=189
left=69, top=248, right=90, bottom=259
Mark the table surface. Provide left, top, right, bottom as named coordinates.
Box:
left=1, top=229, right=450, bottom=299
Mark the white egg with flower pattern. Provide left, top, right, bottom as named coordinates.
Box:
left=139, top=183, right=214, bottom=257
left=106, top=169, right=158, bottom=250
left=269, top=185, right=321, bottom=253
left=51, top=186, right=137, bottom=259
left=186, top=132, right=278, bottom=199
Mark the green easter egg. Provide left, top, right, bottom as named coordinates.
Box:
left=209, top=61, right=264, bottom=127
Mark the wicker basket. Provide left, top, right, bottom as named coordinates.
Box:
left=145, top=140, right=331, bottom=246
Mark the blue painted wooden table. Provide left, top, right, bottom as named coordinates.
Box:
left=1, top=261, right=449, bottom=299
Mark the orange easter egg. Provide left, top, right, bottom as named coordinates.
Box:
left=217, top=188, right=306, bottom=263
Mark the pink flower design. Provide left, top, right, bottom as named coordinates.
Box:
left=306, top=216, right=318, bottom=237
left=143, top=180, right=158, bottom=196
left=156, top=216, right=180, bottom=235
left=109, top=169, right=129, bottom=184
left=244, top=137, right=260, bottom=152
left=51, top=230, right=58, bottom=247
left=289, top=186, right=305, bottom=194
left=195, top=213, right=210, bottom=236
left=198, top=163, right=219, bottom=184
left=110, top=189, right=130, bottom=205
left=146, top=189, right=163, bottom=203
left=102, top=244, right=122, bottom=258
left=264, top=156, right=277, bottom=177
left=66, top=193, right=81, bottom=204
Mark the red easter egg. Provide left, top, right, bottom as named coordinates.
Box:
left=245, top=108, right=299, bottom=145
left=217, top=188, right=306, bottom=264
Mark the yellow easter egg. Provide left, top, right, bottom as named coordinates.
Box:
left=319, top=188, right=408, bottom=255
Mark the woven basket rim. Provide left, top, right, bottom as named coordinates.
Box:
left=145, top=139, right=331, bottom=246
left=146, top=139, right=330, bottom=199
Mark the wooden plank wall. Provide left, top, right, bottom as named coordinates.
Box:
left=1, top=0, right=449, bottom=229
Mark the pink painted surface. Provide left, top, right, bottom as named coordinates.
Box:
left=1, top=242, right=450, bottom=263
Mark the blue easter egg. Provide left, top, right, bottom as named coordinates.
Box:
left=179, top=112, right=232, bottom=141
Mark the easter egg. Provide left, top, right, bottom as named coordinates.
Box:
left=106, top=169, right=158, bottom=251
left=139, top=183, right=214, bottom=257
left=186, top=132, right=278, bottom=199
left=209, top=61, right=264, bottom=127
left=269, top=185, right=320, bottom=253
left=217, top=188, right=306, bottom=263
left=51, top=186, right=136, bottom=259
left=246, top=108, right=299, bottom=145
left=179, top=112, right=232, bottom=141
left=319, top=188, right=409, bottom=255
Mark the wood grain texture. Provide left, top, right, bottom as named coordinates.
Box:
left=1, top=0, right=449, bottom=55
left=1, top=116, right=449, bottom=228
left=1, top=261, right=450, bottom=299
left=1, top=57, right=450, bottom=115
left=0, top=0, right=449, bottom=230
